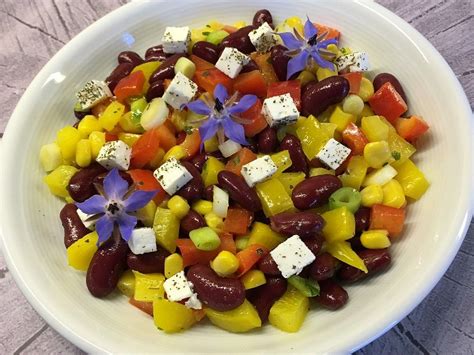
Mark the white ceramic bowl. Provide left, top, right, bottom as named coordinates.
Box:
left=0, top=0, right=472, bottom=353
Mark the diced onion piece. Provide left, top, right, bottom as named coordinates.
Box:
left=189, top=227, right=221, bottom=251
left=218, top=140, right=242, bottom=158
left=362, top=164, right=397, bottom=187
left=174, top=57, right=196, bottom=79
left=140, top=98, right=169, bottom=131
left=39, top=143, right=62, bottom=172
left=213, top=185, right=229, bottom=218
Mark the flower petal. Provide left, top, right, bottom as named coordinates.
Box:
left=286, top=50, right=309, bottom=80
left=118, top=213, right=137, bottom=242
left=124, top=190, right=157, bottom=211
left=304, top=17, right=318, bottom=39
left=96, top=215, right=114, bottom=245
left=222, top=117, right=247, bottom=145
left=310, top=51, right=335, bottom=69
left=228, top=95, right=258, bottom=114
left=317, top=38, right=338, bottom=48
left=76, top=195, right=107, bottom=215
left=278, top=32, right=302, bottom=50
left=198, top=117, right=220, bottom=144
left=213, top=84, right=229, bottom=104
left=103, top=169, right=129, bottom=200
left=187, top=99, right=212, bottom=115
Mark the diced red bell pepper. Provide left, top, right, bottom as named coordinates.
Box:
left=105, top=132, right=119, bottom=142
left=370, top=204, right=405, bottom=237
left=314, top=23, right=341, bottom=41
left=342, top=122, right=369, bottom=155
left=179, top=130, right=201, bottom=158
left=395, top=115, right=429, bottom=142
left=342, top=72, right=363, bottom=94
left=190, top=54, right=215, bottom=71
left=233, top=70, right=267, bottom=98
left=129, top=297, right=153, bottom=316
left=154, top=123, right=177, bottom=152
left=194, top=68, right=233, bottom=94
left=128, top=169, right=167, bottom=205
left=236, top=244, right=267, bottom=277
left=241, top=99, right=268, bottom=137
left=130, top=128, right=161, bottom=169
left=223, top=208, right=253, bottom=235
left=267, top=80, right=301, bottom=110
left=224, top=148, right=257, bottom=176
left=176, top=233, right=236, bottom=267
left=368, top=82, right=408, bottom=124
left=114, top=70, right=146, bottom=102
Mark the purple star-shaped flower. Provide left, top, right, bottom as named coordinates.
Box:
left=76, top=169, right=156, bottom=245
left=278, top=17, right=338, bottom=79
left=186, top=84, right=257, bottom=146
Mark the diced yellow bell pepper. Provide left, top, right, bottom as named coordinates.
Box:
left=247, top=222, right=285, bottom=250
left=153, top=207, right=180, bottom=253
left=205, top=299, right=261, bottom=333
left=118, top=132, right=141, bottom=147
left=131, top=61, right=161, bottom=94
left=233, top=20, right=247, bottom=29
left=75, top=139, right=92, bottom=168
left=339, top=156, right=368, bottom=190
left=88, top=131, right=106, bottom=159
left=270, top=150, right=292, bottom=177
left=310, top=167, right=335, bottom=177
left=153, top=298, right=197, bottom=333
left=133, top=271, right=165, bottom=302
left=77, top=115, right=103, bottom=138
left=326, top=241, right=368, bottom=272
left=321, top=206, right=355, bottom=242
left=296, top=70, right=316, bottom=86
left=382, top=179, right=406, bottom=208
left=329, top=106, right=355, bottom=132
left=280, top=16, right=304, bottom=35
left=296, top=115, right=332, bottom=159
left=360, top=104, right=375, bottom=118
left=320, top=122, right=338, bottom=138
left=163, top=145, right=187, bottom=161
left=66, top=231, right=98, bottom=271
left=119, top=111, right=144, bottom=134
left=204, top=135, right=219, bottom=153
left=381, top=117, right=416, bottom=168
left=169, top=109, right=187, bottom=132
left=316, top=65, right=337, bottom=81
left=99, top=101, right=125, bottom=131
left=394, top=159, right=430, bottom=200
left=57, top=126, right=81, bottom=161
left=363, top=141, right=391, bottom=168
left=204, top=212, right=223, bottom=232
left=211, top=251, right=240, bottom=276
left=256, top=178, right=294, bottom=217
left=136, top=200, right=157, bottom=227
left=361, top=116, right=389, bottom=142
left=241, top=270, right=266, bottom=290
left=269, top=285, right=309, bottom=333
left=117, top=269, right=136, bottom=297
left=277, top=172, right=306, bottom=196
left=167, top=195, right=190, bottom=219
left=44, top=165, right=78, bottom=198
left=360, top=230, right=391, bottom=249
left=164, top=253, right=184, bottom=278
left=201, top=156, right=225, bottom=187
left=192, top=200, right=213, bottom=215
left=360, top=184, right=384, bottom=207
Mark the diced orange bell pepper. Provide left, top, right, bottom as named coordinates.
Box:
left=223, top=208, right=252, bottom=235
left=224, top=148, right=257, bottom=176
left=368, top=82, right=408, bottom=124
left=241, top=99, right=268, bottom=137
left=233, top=70, right=267, bottom=98
left=251, top=52, right=278, bottom=84
left=236, top=244, right=267, bottom=277
left=395, top=115, right=429, bottom=142
left=128, top=169, right=167, bottom=205
left=342, top=72, right=363, bottom=94
left=314, top=23, right=341, bottom=41
left=190, top=54, right=215, bottom=71
left=130, top=128, right=161, bottom=169
left=114, top=70, right=146, bottom=102
left=129, top=297, right=153, bottom=316
left=342, top=122, right=369, bottom=155
left=180, top=130, right=201, bottom=158
left=105, top=132, right=119, bottom=142
left=155, top=124, right=177, bottom=151
left=369, top=204, right=405, bottom=237
left=176, top=233, right=236, bottom=267
left=194, top=68, right=233, bottom=94
left=267, top=80, right=301, bottom=110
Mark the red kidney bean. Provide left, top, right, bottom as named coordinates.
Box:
left=240, top=60, right=259, bottom=74
left=187, top=264, right=245, bottom=311
left=219, top=26, right=256, bottom=54
left=315, top=279, right=348, bottom=310
left=249, top=277, right=286, bottom=322
left=180, top=210, right=206, bottom=234
left=280, top=134, right=308, bottom=175
left=301, top=76, right=350, bottom=117
left=60, top=204, right=90, bottom=248
left=247, top=139, right=259, bottom=154
left=203, top=185, right=214, bottom=201
left=74, top=109, right=90, bottom=120
left=145, top=44, right=167, bottom=62
left=86, top=236, right=129, bottom=298
left=292, top=175, right=342, bottom=210
left=349, top=234, right=364, bottom=251
left=105, top=62, right=133, bottom=91
left=253, top=209, right=270, bottom=225
left=189, top=152, right=208, bottom=172
left=126, top=248, right=169, bottom=274
left=217, top=171, right=262, bottom=212
left=257, top=127, right=277, bottom=154
left=303, top=233, right=325, bottom=256
left=209, top=149, right=225, bottom=161
left=177, top=161, right=204, bottom=201
left=146, top=80, right=165, bottom=101
left=308, top=157, right=324, bottom=169
left=93, top=171, right=133, bottom=189
left=309, top=252, right=339, bottom=281
left=373, top=73, right=407, bottom=103
left=355, top=207, right=371, bottom=233
left=118, top=51, right=143, bottom=67
left=271, top=45, right=291, bottom=81
left=270, top=211, right=325, bottom=238
left=253, top=9, right=273, bottom=28
left=257, top=253, right=281, bottom=276
left=192, top=41, right=220, bottom=64
left=176, top=131, right=187, bottom=145
left=67, top=164, right=107, bottom=202
left=338, top=249, right=391, bottom=282
left=149, top=53, right=186, bottom=83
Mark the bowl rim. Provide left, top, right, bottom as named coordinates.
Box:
left=0, top=0, right=473, bottom=353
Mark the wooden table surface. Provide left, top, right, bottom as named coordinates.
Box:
left=0, top=0, right=472, bottom=353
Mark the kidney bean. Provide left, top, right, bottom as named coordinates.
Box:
left=145, top=44, right=167, bottom=62
left=257, top=127, right=277, bottom=154
left=203, top=185, right=214, bottom=201
left=349, top=235, right=364, bottom=251
left=118, top=51, right=143, bottom=67
left=253, top=9, right=273, bottom=28
left=217, top=171, right=262, bottom=212
left=67, top=164, right=107, bottom=202
left=257, top=253, right=281, bottom=276
left=187, top=264, right=245, bottom=311
left=177, top=162, right=204, bottom=201
left=74, top=109, right=90, bottom=120
left=247, top=139, right=259, bottom=154
left=93, top=171, right=133, bottom=189
left=249, top=277, right=286, bottom=322
left=309, top=253, right=339, bottom=281
left=126, top=248, right=169, bottom=274
left=240, top=60, right=259, bottom=74
left=60, top=204, right=90, bottom=248
left=176, top=131, right=187, bottom=145
left=301, top=76, right=350, bottom=117
left=355, top=207, right=371, bottom=233
left=253, top=210, right=270, bottom=225
left=105, top=62, right=133, bottom=91
left=308, top=157, right=324, bottom=169
left=373, top=73, right=407, bottom=103
left=271, top=45, right=291, bottom=81
left=315, top=279, right=348, bottom=310
left=270, top=211, right=325, bottom=238
left=291, top=175, right=342, bottom=210
left=192, top=41, right=220, bottom=64
left=149, top=53, right=186, bottom=83
left=146, top=80, right=165, bottom=101
left=189, top=152, right=208, bottom=172
left=303, top=233, right=325, bottom=256
left=219, top=26, right=256, bottom=54
left=280, top=134, right=308, bottom=174
left=338, top=249, right=391, bottom=282
left=86, top=236, right=129, bottom=298
left=209, top=150, right=225, bottom=161
left=180, top=210, right=206, bottom=234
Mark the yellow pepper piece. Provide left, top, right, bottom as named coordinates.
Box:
left=321, top=206, right=355, bottom=242
left=316, top=65, right=337, bottom=81
left=167, top=195, right=190, bottom=219
left=39, top=142, right=62, bottom=172
left=77, top=115, right=103, bottom=138
left=163, top=145, right=187, bottom=162
left=358, top=77, right=374, bottom=102
left=360, top=230, right=391, bottom=249
left=361, top=116, right=389, bottom=142
left=360, top=184, right=384, bottom=207
left=133, top=271, right=165, bottom=302
left=296, top=70, right=316, bottom=86
left=235, top=235, right=249, bottom=251
left=57, top=126, right=81, bottom=161
left=164, top=253, right=184, bottom=278
left=269, top=285, right=309, bottom=333
left=233, top=20, right=247, bottom=29
left=192, top=200, right=213, bottom=215
left=99, top=101, right=125, bottom=131
left=394, top=159, right=430, bottom=200
left=284, top=16, right=304, bottom=35
left=310, top=167, right=335, bottom=177
left=153, top=207, right=180, bottom=253
left=360, top=104, right=375, bottom=118
left=201, top=156, right=225, bottom=187
left=247, top=222, right=285, bottom=250
left=119, top=111, right=144, bottom=134
left=211, top=251, right=240, bottom=277
left=75, top=139, right=92, bottom=168
left=88, top=131, right=106, bottom=159
left=256, top=178, right=294, bottom=217
left=339, top=155, right=368, bottom=190
left=204, top=212, right=223, bottom=232
left=136, top=200, right=157, bottom=227
left=326, top=241, right=368, bottom=273
left=241, top=270, right=266, bottom=290
left=296, top=115, right=331, bottom=159
left=277, top=172, right=306, bottom=195
left=382, top=179, right=406, bottom=208
left=329, top=106, right=355, bottom=132
left=66, top=231, right=98, bottom=271
left=205, top=299, right=261, bottom=333
left=118, top=132, right=141, bottom=147
left=378, top=116, right=416, bottom=168
left=153, top=299, right=197, bottom=333
left=117, top=269, right=136, bottom=297
left=148, top=148, right=165, bottom=169
left=131, top=61, right=161, bottom=94
left=44, top=165, right=78, bottom=198
left=270, top=150, right=292, bottom=177
left=364, top=141, right=391, bottom=169
left=204, top=135, right=219, bottom=153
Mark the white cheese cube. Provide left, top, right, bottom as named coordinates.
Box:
left=218, top=140, right=242, bottom=158
left=262, top=93, right=299, bottom=127
left=241, top=155, right=278, bottom=187
left=215, top=47, right=250, bottom=79
left=163, top=271, right=194, bottom=301
left=153, top=158, right=193, bottom=195
left=128, top=227, right=157, bottom=255
left=161, top=26, right=191, bottom=54
left=162, top=72, right=198, bottom=109
left=185, top=293, right=202, bottom=310
left=248, top=22, right=277, bottom=53
left=270, top=235, right=316, bottom=278
left=76, top=209, right=97, bottom=230
left=335, top=51, right=370, bottom=72
left=75, top=80, right=112, bottom=111
left=316, top=138, right=352, bottom=170
left=96, top=140, right=131, bottom=171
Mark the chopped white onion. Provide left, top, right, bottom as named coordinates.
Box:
left=218, top=140, right=242, bottom=158
left=213, top=185, right=229, bottom=218
left=362, top=164, right=398, bottom=187
left=140, top=98, right=169, bottom=131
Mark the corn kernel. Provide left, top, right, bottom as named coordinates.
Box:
left=192, top=200, right=213, bottom=215
left=316, top=66, right=337, bottom=81
left=358, top=77, right=374, bottom=102
left=326, top=44, right=340, bottom=56
left=39, top=142, right=62, bottom=172
left=89, top=131, right=106, bottom=159
left=360, top=185, right=384, bottom=207
left=163, top=145, right=187, bottom=161
left=382, top=179, right=406, bottom=208
left=164, top=253, right=184, bottom=278
left=167, top=195, right=190, bottom=219
left=211, top=251, right=240, bottom=276
left=285, top=16, right=304, bottom=35
left=241, top=270, right=266, bottom=290
left=118, top=133, right=141, bottom=147
left=310, top=167, right=335, bottom=177
left=364, top=141, right=391, bottom=169
left=57, top=126, right=81, bottom=161
left=204, top=212, right=223, bottom=231
left=75, top=139, right=92, bottom=168
left=233, top=21, right=246, bottom=29
left=360, top=230, right=391, bottom=249
left=77, top=115, right=103, bottom=138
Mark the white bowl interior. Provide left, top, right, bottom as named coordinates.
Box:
left=1, top=0, right=472, bottom=353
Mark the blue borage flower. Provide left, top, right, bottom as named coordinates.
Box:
left=76, top=169, right=156, bottom=245
left=186, top=84, right=257, bottom=147
left=278, top=17, right=338, bottom=79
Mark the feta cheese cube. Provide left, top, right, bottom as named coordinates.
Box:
left=163, top=271, right=194, bottom=301
left=215, top=47, right=250, bottom=79
left=128, top=228, right=157, bottom=255
left=335, top=51, right=370, bottom=72
left=248, top=22, right=277, bottom=53
left=76, top=209, right=97, bottom=230
left=317, top=138, right=352, bottom=170
left=241, top=155, right=278, bottom=187
left=96, top=140, right=131, bottom=171
left=153, top=158, right=193, bottom=195
left=262, top=93, right=299, bottom=127
left=185, top=293, right=202, bottom=310
left=162, top=72, right=198, bottom=109
left=161, top=26, right=191, bottom=54
left=218, top=139, right=242, bottom=158
left=75, top=80, right=112, bottom=111
left=270, top=235, right=316, bottom=278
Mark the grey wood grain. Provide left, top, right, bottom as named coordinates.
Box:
left=0, top=1, right=472, bottom=354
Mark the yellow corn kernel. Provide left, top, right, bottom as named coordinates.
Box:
left=316, top=65, right=337, bottom=81
left=77, top=115, right=103, bottom=138
left=75, top=139, right=92, bottom=168
left=44, top=165, right=78, bottom=198
left=204, top=135, right=219, bottom=153
left=136, top=200, right=157, bottom=227
left=361, top=116, right=389, bottom=142
left=57, top=126, right=81, bottom=161
left=148, top=148, right=166, bottom=169
left=326, top=44, right=340, bottom=56
left=118, top=132, right=141, bottom=147
left=99, top=101, right=125, bottom=131
left=39, top=142, right=62, bottom=172
left=285, top=16, right=304, bottom=35
left=382, top=179, right=406, bottom=208
left=211, top=251, right=240, bottom=277
left=133, top=271, right=165, bottom=302
left=360, top=230, right=391, bottom=249
left=119, top=111, right=144, bottom=134
left=167, top=195, right=190, bottom=219
left=163, top=145, right=187, bottom=161
left=360, top=185, right=384, bottom=207
left=329, top=106, right=355, bottom=132
left=204, top=212, right=223, bottom=232
left=364, top=141, right=391, bottom=169
left=233, top=21, right=247, bottom=29
left=394, top=159, right=430, bottom=200
left=358, top=77, right=374, bottom=102
left=164, top=253, right=184, bottom=278
left=321, top=206, right=355, bottom=242
left=192, top=200, right=213, bottom=215
left=247, top=222, right=285, bottom=250
left=241, top=270, right=266, bottom=290
left=117, top=269, right=136, bottom=297
left=89, top=131, right=106, bottom=159
left=310, top=167, right=335, bottom=177
left=296, top=70, right=316, bottom=86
